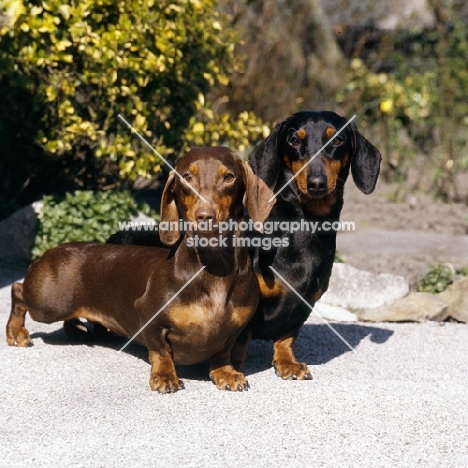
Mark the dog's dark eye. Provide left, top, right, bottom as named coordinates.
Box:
left=289, top=136, right=300, bottom=147
left=332, top=137, right=344, bottom=146
left=182, top=172, right=192, bottom=181
left=224, top=172, right=235, bottom=183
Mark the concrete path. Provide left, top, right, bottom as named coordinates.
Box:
left=1, top=265, right=467, bottom=467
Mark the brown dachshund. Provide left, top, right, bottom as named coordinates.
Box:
left=5, top=147, right=274, bottom=393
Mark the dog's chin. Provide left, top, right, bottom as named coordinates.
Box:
left=198, top=229, right=220, bottom=237
left=300, top=188, right=336, bottom=202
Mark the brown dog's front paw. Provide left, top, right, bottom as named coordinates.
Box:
left=149, top=373, right=185, bottom=394
left=210, top=365, right=250, bottom=391
left=272, top=360, right=312, bottom=380
left=6, top=326, right=32, bottom=347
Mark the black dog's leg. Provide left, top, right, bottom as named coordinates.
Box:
left=272, top=330, right=312, bottom=380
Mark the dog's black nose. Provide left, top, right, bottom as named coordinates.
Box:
left=307, top=175, right=327, bottom=194
left=195, top=207, right=216, bottom=222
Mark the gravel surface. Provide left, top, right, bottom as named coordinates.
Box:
left=2, top=180, right=468, bottom=467
left=1, top=265, right=467, bottom=468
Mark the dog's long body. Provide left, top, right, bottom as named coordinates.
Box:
left=6, top=147, right=274, bottom=392
left=236, top=111, right=381, bottom=379
left=105, top=112, right=380, bottom=382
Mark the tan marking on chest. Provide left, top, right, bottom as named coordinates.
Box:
left=231, top=307, right=254, bottom=328
left=302, top=192, right=337, bottom=217
left=168, top=305, right=210, bottom=328
left=312, top=289, right=323, bottom=304
left=257, top=274, right=285, bottom=297
left=169, top=304, right=250, bottom=330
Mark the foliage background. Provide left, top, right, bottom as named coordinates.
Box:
left=1, top=0, right=468, bottom=229
left=219, top=0, right=468, bottom=203
left=31, top=190, right=157, bottom=259
left=0, top=0, right=266, bottom=221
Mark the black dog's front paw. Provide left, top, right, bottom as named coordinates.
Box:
left=272, top=360, right=312, bottom=380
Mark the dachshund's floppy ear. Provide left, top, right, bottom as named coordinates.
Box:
left=159, top=171, right=180, bottom=246
left=248, top=122, right=283, bottom=190
left=242, top=161, right=275, bottom=232
left=350, top=123, right=382, bottom=194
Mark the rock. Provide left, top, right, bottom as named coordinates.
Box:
left=0, top=202, right=41, bottom=265
left=319, top=263, right=409, bottom=309
left=356, top=292, right=449, bottom=322
left=438, top=277, right=468, bottom=323
left=309, top=302, right=358, bottom=322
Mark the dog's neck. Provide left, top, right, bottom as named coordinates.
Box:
left=176, top=230, right=248, bottom=277
left=300, top=192, right=340, bottom=219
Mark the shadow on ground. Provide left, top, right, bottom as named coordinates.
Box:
left=0, top=264, right=28, bottom=289
left=30, top=322, right=394, bottom=382
left=244, top=323, right=394, bottom=376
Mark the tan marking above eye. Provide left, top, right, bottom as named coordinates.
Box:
left=218, top=164, right=228, bottom=177
left=189, top=163, right=199, bottom=175
left=297, top=128, right=307, bottom=140
left=325, top=126, right=336, bottom=138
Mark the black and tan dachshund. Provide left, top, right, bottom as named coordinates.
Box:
left=231, top=111, right=381, bottom=380
left=6, top=147, right=274, bottom=393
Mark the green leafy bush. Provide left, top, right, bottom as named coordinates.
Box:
left=0, top=0, right=266, bottom=201
left=32, top=190, right=157, bottom=259
left=417, top=264, right=455, bottom=294
left=336, top=18, right=468, bottom=201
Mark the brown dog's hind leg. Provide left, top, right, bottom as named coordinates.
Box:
left=272, top=332, right=312, bottom=380
left=63, top=319, right=110, bottom=341
left=6, top=283, right=32, bottom=347
left=148, top=329, right=184, bottom=394
left=63, top=318, right=90, bottom=341
left=210, top=345, right=250, bottom=392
